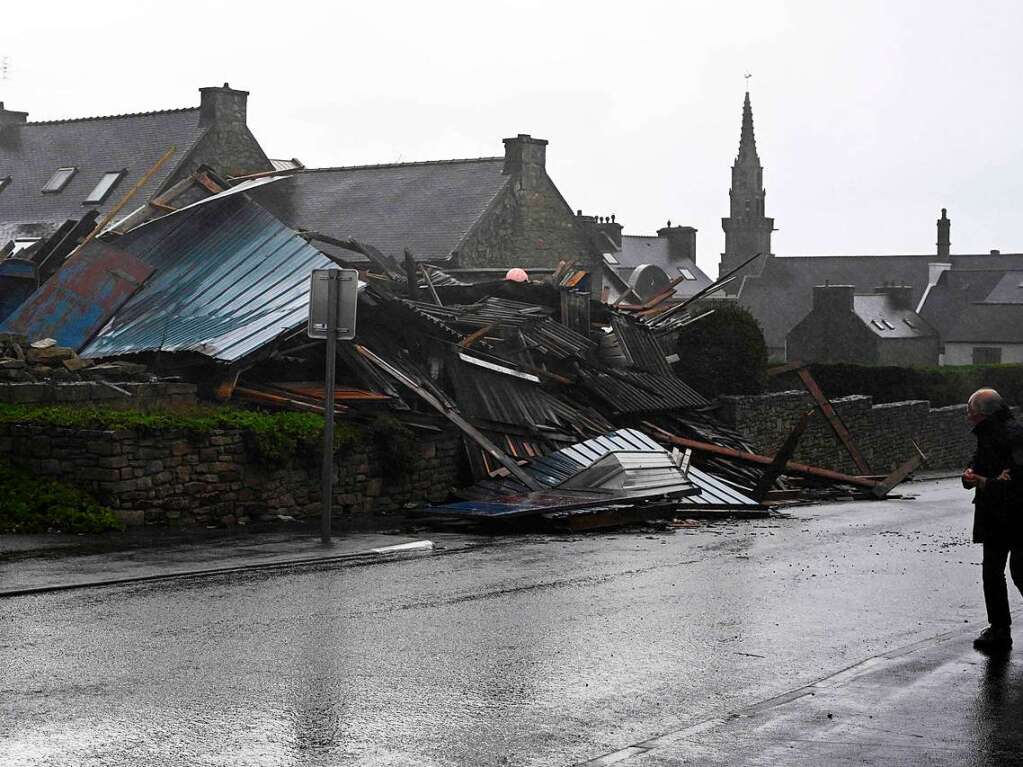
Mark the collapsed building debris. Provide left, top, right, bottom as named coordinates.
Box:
left=0, top=181, right=927, bottom=530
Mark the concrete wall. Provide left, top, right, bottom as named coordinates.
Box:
left=944, top=343, right=1023, bottom=365
left=0, top=423, right=461, bottom=527
left=717, top=390, right=975, bottom=473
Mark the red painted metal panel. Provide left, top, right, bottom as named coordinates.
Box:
left=0, top=241, right=153, bottom=351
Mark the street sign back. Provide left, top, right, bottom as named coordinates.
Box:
left=307, top=269, right=359, bottom=339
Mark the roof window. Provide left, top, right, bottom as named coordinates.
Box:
left=871, top=320, right=887, bottom=331
left=0, top=176, right=10, bottom=194
left=881, top=319, right=896, bottom=330
left=903, top=318, right=916, bottom=328
left=42, top=167, right=76, bottom=193
left=84, top=170, right=125, bottom=205
left=678, top=267, right=696, bottom=280
left=602, top=252, right=620, bottom=265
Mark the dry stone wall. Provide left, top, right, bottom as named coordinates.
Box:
left=717, top=391, right=976, bottom=474
left=0, top=423, right=461, bottom=527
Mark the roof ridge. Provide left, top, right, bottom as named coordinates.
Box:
left=300, top=156, right=504, bottom=173
left=25, top=106, right=200, bottom=126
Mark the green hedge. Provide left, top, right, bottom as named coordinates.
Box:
left=770, top=363, right=1023, bottom=407
left=674, top=301, right=769, bottom=396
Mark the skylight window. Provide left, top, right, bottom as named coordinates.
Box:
left=881, top=319, right=896, bottom=330
left=0, top=176, right=10, bottom=194
left=678, top=267, right=696, bottom=280
left=602, top=252, right=620, bottom=265
left=42, top=167, right=76, bottom=193
left=84, top=170, right=125, bottom=205
left=904, top=318, right=917, bottom=328
left=871, top=320, right=887, bottom=331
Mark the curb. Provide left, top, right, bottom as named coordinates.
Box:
left=0, top=539, right=436, bottom=599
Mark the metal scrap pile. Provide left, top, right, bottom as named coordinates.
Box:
left=0, top=188, right=923, bottom=529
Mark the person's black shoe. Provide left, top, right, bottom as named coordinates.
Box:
left=974, top=626, right=1013, bottom=653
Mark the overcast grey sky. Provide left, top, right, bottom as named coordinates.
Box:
left=2, top=0, right=1020, bottom=275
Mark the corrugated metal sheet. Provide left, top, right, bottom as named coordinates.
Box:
left=82, top=194, right=334, bottom=362
left=1, top=241, right=153, bottom=350
left=576, top=366, right=708, bottom=413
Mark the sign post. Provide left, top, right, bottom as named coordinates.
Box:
left=308, top=269, right=359, bottom=545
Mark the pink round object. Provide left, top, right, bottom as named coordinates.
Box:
left=505, top=268, right=529, bottom=282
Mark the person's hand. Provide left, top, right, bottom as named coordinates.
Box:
left=964, top=468, right=979, bottom=487
left=998, top=468, right=1012, bottom=481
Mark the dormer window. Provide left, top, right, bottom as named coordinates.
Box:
left=84, top=170, right=126, bottom=205
left=678, top=267, right=696, bottom=280
left=42, top=167, right=76, bottom=193
left=0, top=176, right=10, bottom=194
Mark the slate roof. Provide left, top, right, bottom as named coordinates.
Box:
left=980, top=271, right=1023, bottom=304
left=0, top=108, right=209, bottom=243
left=946, top=303, right=1023, bottom=344
left=851, top=294, right=936, bottom=339
left=738, top=252, right=1023, bottom=353
left=241, top=158, right=512, bottom=264
left=611, top=235, right=712, bottom=299
left=917, top=269, right=1006, bottom=340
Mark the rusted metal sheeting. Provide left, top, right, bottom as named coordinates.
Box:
left=0, top=241, right=153, bottom=350
left=82, top=194, right=334, bottom=362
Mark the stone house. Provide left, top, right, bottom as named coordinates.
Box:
left=0, top=83, right=272, bottom=250
left=242, top=134, right=598, bottom=282
left=787, top=284, right=940, bottom=366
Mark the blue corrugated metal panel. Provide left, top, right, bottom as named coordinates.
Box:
left=0, top=242, right=153, bottom=350
left=82, top=194, right=334, bottom=362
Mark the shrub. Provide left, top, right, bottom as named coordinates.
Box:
left=364, top=414, right=420, bottom=478
left=673, top=301, right=769, bottom=397
left=0, top=461, right=124, bottom=534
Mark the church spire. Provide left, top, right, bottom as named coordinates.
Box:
left=719, top=88, right=774, bottom=286
left=737, top=90, right=759, bottom=165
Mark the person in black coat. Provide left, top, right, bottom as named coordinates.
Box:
left=962, top=388, right=1023, bottom=652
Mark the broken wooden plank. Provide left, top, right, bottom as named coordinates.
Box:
left=641, top=421, right=880, bottom=490
left=420, top=265, right=443, bottom=306
left=797, top=366, right=872, bottom=475
left=356, top=344, right=544, bottom=491
left=767, top=360, right=807, bottom=378
left=871, top=441, right=927, bottom=498
left=752, top=408, right=814, bottom=501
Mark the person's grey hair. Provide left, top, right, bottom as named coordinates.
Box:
left=968, top=388, right=1004, bottom=416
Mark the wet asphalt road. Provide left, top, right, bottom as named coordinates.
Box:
left=0, top=479, right=997, bottom=765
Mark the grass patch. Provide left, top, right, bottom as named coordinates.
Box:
left=0, top=461, right=124, bottom=534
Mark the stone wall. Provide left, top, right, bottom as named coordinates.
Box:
left=717, top=390, right=975, bottom=474
left=0, top=423, right=461, bottom=527
left=0, top=381, right=197, bottom=409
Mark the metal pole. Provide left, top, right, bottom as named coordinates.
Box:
left=320, top=274, right=339, bottom=545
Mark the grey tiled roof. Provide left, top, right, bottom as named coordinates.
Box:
left=946, top=303, right=1023, bottom=344
left=243, top=158, right=512, bottom=263
left=980, top=271, right=1023, bottom=304
left=0, top=108, right=208, bottom=242
left=918, top=269, right=1007, bottom=340
left=852, top=294, right=936, bottom=339
left=737, top=253, right=1023, bottom=352
left=612, top=235, right=712, bottom=299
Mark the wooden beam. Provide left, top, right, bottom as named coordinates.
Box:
left=459, top=323, right=497, bottom=349
left=356, top=344, right=544, bottom=491
left=797, top=367, right=872, bottom=475
left=752, top=408, right=814, bottom=501
left=419, top=265, right=443, bottom=306
left=767, top=360, right=807, bottom=378
left=870, top=441, right=927, bottom=498
left=641, top=421, right=880, bottom=490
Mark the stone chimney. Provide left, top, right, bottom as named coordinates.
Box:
left=0, top=102, right=28, bottom=146
left=874, top=284, right=914, bottom=310
left=199, top=83, right=249, bottom=126
left=936, top=208, right=950, bottom=259
left=592, top=215, right=622, bottom=248
left=813, top=284, right=855, bottom=313
left=656, top=223, right=697, bottom=262
left=502, top=134, right=548, bottom=190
